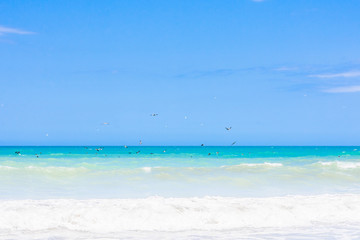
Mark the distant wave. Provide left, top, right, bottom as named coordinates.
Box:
left=222, top=162, right=283, bottom=168
left=316, top=161, right=360, bottom=169
left=1, top=161, right=360, bottom=176
left=2, top=162, right=360, bottom=199
left=0, top=162, right=284, bottom=172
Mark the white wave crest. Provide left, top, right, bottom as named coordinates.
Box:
left=221, top=162, right=283, bottom=169
left=142, top=167, right=152, bottom=173
left=241, top=162, right=283, bottom=167
left=317, top=161, right=360, bottom=169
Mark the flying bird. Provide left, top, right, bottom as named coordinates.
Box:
left=225, top=127, right=232, bottom=131
left=150, top=114, right=158, bottom=116
left=231, top=141, right=237, bottom=146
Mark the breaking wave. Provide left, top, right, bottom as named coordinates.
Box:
left=1, top=195, right=360, bottom=232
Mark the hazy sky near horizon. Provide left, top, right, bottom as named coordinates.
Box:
left=1, top=0, right=360, bottom=146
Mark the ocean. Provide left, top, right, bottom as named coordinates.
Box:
left=1, top=146, right=360, bottom=239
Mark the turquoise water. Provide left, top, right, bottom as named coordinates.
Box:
left=1, top=146, right=360, bottom=167
left=1, top=146, right=360, bottom=198
left=2, top=146, right=360, bottom=238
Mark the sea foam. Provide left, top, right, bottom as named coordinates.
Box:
left=1, top=194, right=360, bottom=232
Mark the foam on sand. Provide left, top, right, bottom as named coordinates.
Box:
left=1, top=194, right=360, bottom=233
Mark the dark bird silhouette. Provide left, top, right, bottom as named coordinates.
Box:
left=225, top=127, right=232, bottom=131
left=150, top=113, right=158, bottom=116
left=231, top=141, right=236, bottom=146
left=201, top=144, right=204, bottom=147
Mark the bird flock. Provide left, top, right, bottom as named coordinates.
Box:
left=14, top=113, right=236, bottom=158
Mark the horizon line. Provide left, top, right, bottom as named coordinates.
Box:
left=0, top=145, right=359, bottom=147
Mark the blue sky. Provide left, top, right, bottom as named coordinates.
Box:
left=1, top=0, right=360, bottom=146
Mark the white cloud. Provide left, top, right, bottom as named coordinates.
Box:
left=323, top=85, right=360, bottom=93
left=274, top=67, right=298, bottom=71
left=0, top=26, right=34, bottom=35
left=310, top=71, right=360, bottom=78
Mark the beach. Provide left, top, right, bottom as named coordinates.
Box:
left=1, top=146, right=360, bottom=239
left=2, top=0, right=360, bottom=238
